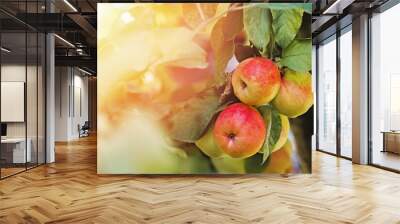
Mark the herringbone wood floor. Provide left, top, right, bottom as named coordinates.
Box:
left=1, top=135, right=400, bottom=224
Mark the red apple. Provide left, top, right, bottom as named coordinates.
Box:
left=213, top=103, right=266, bottom=158
left=272, top=70, right=313, bottom=118
left=232, top=57, right=281, bottom=106
left=264, top=140, right=293, bottom=173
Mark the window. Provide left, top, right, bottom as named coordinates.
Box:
left=339, top=28, right=352, bottom=158
left=0, top=1, right=46, bottom=179
left=317, top=36, right=337, bottom=154
left=370, top=3, right=400, bottom=171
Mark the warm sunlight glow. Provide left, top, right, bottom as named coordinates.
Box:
left=121, top=12, right=135, bottom=24
left=98, top=3, right=313, bottom=174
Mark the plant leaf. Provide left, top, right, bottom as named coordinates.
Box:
left=257, top=106, right=271, bottom=162
left=268, top=109, right=283, bottom=148
left=210, top=18, right=235, bottom=86
left=243, top=5, right=272, bottom=54
left=218, top=72, right=235, bottom=104
left=234, top=44, right=258, bottom=62
left=280, top=39, right=312, bottom=72
left=166, top=89, right=220, bottom=143
left=258, top=3, right=312, bottom=14
left=263, top=110, right=272, bottom=163
left=244, top=153, right=270, bottom=173
left=222, top=7, right=244, bottom=41
left=271, top=8, right=304, bottom=49
left=258, top=105, right=283, bottom=163
left=302, top=3, right=313, bottom=14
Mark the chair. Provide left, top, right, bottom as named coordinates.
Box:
left=79, top=121, right=90, bottom=138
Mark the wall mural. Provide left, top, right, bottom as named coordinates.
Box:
left=98, top=3, right=313, bottom=174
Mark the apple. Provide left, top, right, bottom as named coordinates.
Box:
left=212, top=153, right=269, bottom=174
left=213, top=103, right=266, bottom=158
left=195, top=124, right=224, bottom=158
left=272, top=70, right=313, bottom=118
left=264, top=140, right=293, bottom=174
left=212, top=156, right=246, bottom=174
left=232, top=57, right=281, bottom=106
left=181, top=145, right=214, bottom=174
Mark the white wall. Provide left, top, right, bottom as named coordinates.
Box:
left=1, top=65, right=36, bottom=138
left=55, top=67, right=70, bottom=141
left=72, top=73, right=89, bottom=138
left=55, top=67, right=89, bottom=141
left=1, top=63, right=46, bottom=164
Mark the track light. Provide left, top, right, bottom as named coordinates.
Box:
left=54, top=34, right=75, bottom=48
left=322, top=0, right=354, bottom=15
left=78, top=67, right=93, bottom=76
left=1, top=47, right=11, bottom=53
left=323, top=0, right=341, bottom=14
left=63, top=0, right=78, bottom=12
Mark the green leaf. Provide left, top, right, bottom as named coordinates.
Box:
left=243, top=5, right=272, bottom=54
left=245, top=153, right=270, bottom=173
left=262, top=110, right=272, bottom=162
left=280, top=39, right=312, bottom=72
left=166, top=89, right=220, bottom=143
left=257, top=3, right=312, bottom=14
left=303, top=3, right=313, bottom=14
left=258, top=105, right=283, bottom=163
left=268, top=109, right=282, bottom=148
left=266, top=26, right=276, bottom=59
left=271, top=8, right=304, bottom=49
left=210, top=18, right=235, bottom=86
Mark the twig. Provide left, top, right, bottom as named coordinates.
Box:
left=195, top=3, right=206, bottom=21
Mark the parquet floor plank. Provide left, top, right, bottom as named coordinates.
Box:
left=0, top=135, right=399, bottom=223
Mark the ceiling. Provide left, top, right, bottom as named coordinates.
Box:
left=0, top=0, right=393, bottom=74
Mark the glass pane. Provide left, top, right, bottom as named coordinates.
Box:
left=340, top=29, right=352, bottom=158
left=1, top=30, right=27, bottom=177
left=312, top=45, right=317, bottom=151
left=318, top=37, right=337, bottom=154
left=26, top=0, right=39, bottom=169
left=27, top=31, right=38, bottom=169
left=38, top=33, right=45, bottom=165
left=371, top=4, right=400, bottom=171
